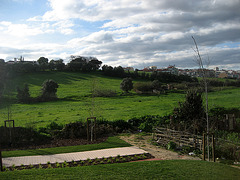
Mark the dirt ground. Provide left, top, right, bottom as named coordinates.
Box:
left=119, top=134, right=201, bottom=160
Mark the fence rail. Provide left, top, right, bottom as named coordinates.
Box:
left=153, top=127, right=205, bottom=150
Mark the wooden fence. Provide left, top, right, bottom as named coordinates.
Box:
left=153, top=127, right=204, bottom=150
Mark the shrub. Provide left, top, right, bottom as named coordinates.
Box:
left=215, top=142, right=239, bottom=161
left=133, top=82, right=153, bottom=93
left=40, top=79, right=59, bottom=101
left=139, top=121, right=153, bottom=132
left=59, top=122, right=86, bottom=139
left=111, top=120, right=132, bottom=133
left=92, top=89, right=117, bottom=97
left=47, top=121, right=63, bottom=131
left=120, top=77, right=133, bottom=93
left=167, top=141, right=176, bottom=150
left=0, top=126, right=51, bottom=148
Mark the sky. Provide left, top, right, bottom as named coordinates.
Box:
left=0, top=0, right=240, bottom=70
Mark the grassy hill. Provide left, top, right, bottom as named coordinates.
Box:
left=0, top=71, right=239, bottom=128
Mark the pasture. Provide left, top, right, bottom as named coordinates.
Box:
left=0, top=71, right=239, bottom=128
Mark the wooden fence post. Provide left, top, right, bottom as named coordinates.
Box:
left=94, top=117, right=96, bottom=141
left=0, top=150, right=3, bottom=172
left=203, top=133, right=205, bottom=161
left=212, top=134, right=215, bottom=162
left=87, top=117, right=96, bottom=142
left=87, top=119, right=89, bottom=141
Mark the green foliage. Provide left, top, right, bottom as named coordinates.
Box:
left=172, top=89, right=205, bottom=133
left=0, top=126, right=51, bottom=148
left=46, top=121, right=63, bottom=131
left=67, top=56, right=102, bottom=72
left=128, top=115, right=170, bottom=131
left=215, top=141, right=239, bottom=161
left=133, top=82, right=153, bottom=93
left=167, top=141, right=177, bottom=150
left=215, top=130, right=240, bottom=144
left=138, top=121, right=153, bottom=132
left=40, top=79, right=59, bottom=101
left=134, top=80, right=163, bottom=94
left=120, top=77, right=133, bottom=93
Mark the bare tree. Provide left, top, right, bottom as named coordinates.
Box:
left=192, top=36, right=210, bottom=161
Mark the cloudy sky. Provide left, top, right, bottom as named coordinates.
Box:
left=0, top=0, right=240, bottom=70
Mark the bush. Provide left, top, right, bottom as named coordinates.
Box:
left=215, top=141, right=239, bottom=161
left=40, top=79, right=59, bottom=101
left=139, top=122, right=153, bottom=132
left=92, top=89, right=117, bottom=97
left=167, top=141, right=176, bottom=150
left=133, top=82, right=153, bottom=93
left=120, top=78, right=133, bottom=93
left=58, top=122, right=86, bottom=139
left=111, top=120, right=132, bottom=133
left=0, top=126, right=51, bottom=148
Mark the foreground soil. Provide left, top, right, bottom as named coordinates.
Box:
left=119, top=134, right=201, bottom=160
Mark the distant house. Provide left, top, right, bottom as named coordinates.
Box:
left=123, top=67, right=134, bottom=71
left=218, top=72, right=228, bottom=78
left=142, top=66, right=157, bottom=72
left=157, top=65, right=179, bottom=75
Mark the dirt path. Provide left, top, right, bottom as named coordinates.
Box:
left=119, top=134, right=201, bottom=160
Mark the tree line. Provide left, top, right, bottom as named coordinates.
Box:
left=0, top=56, right=102, bottom=73
left=102, top=65, right=198, bottom=83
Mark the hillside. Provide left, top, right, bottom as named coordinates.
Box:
left=0, top=71, right=239, bottom=128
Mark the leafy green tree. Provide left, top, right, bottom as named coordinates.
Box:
left=41, top=79, right=59, bottom=101
left=172, top=89, right=205, bottom=133
left=67, top=56, right=101, bottom=72
left=120, top=78, right=133, bottom=93
left=37, top=57, right=49, bottom=71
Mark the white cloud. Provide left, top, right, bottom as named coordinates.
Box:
left=1, top=0, right=240, bottom=70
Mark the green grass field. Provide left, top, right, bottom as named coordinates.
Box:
left=0, top=160, right=239, bottom=179
left=1, top=71, right=239, bottom=128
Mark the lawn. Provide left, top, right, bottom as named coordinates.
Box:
left=0, top=160, right=239, bottom=179
left=2, top=136, right=131, bottom=158
left=0, top=71, right=239, bottom=128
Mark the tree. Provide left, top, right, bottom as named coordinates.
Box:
left=49, top=59, right=65, bottom=71
left=16, top=84, right=31, bottom=103
left=37, top=57, right=49, bottom=71
left=41, top=79, right=59, bottom=101
left=67, top=56, right=101, bottom=72
left=89, top=58, right=102, bottom=71
left=172, top=89, right=205, bottom=134
left=120, top=78, right=133, bottom=93
left=55, top=59, right=65, bottom=71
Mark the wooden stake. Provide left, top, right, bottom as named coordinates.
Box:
left=0, top=150, right=3, bottom=172
left=203, top=133, right=206, bottom=161
left=87, top=119, right=89, bottom=141
left=212, top=134, right=215, bottom=162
